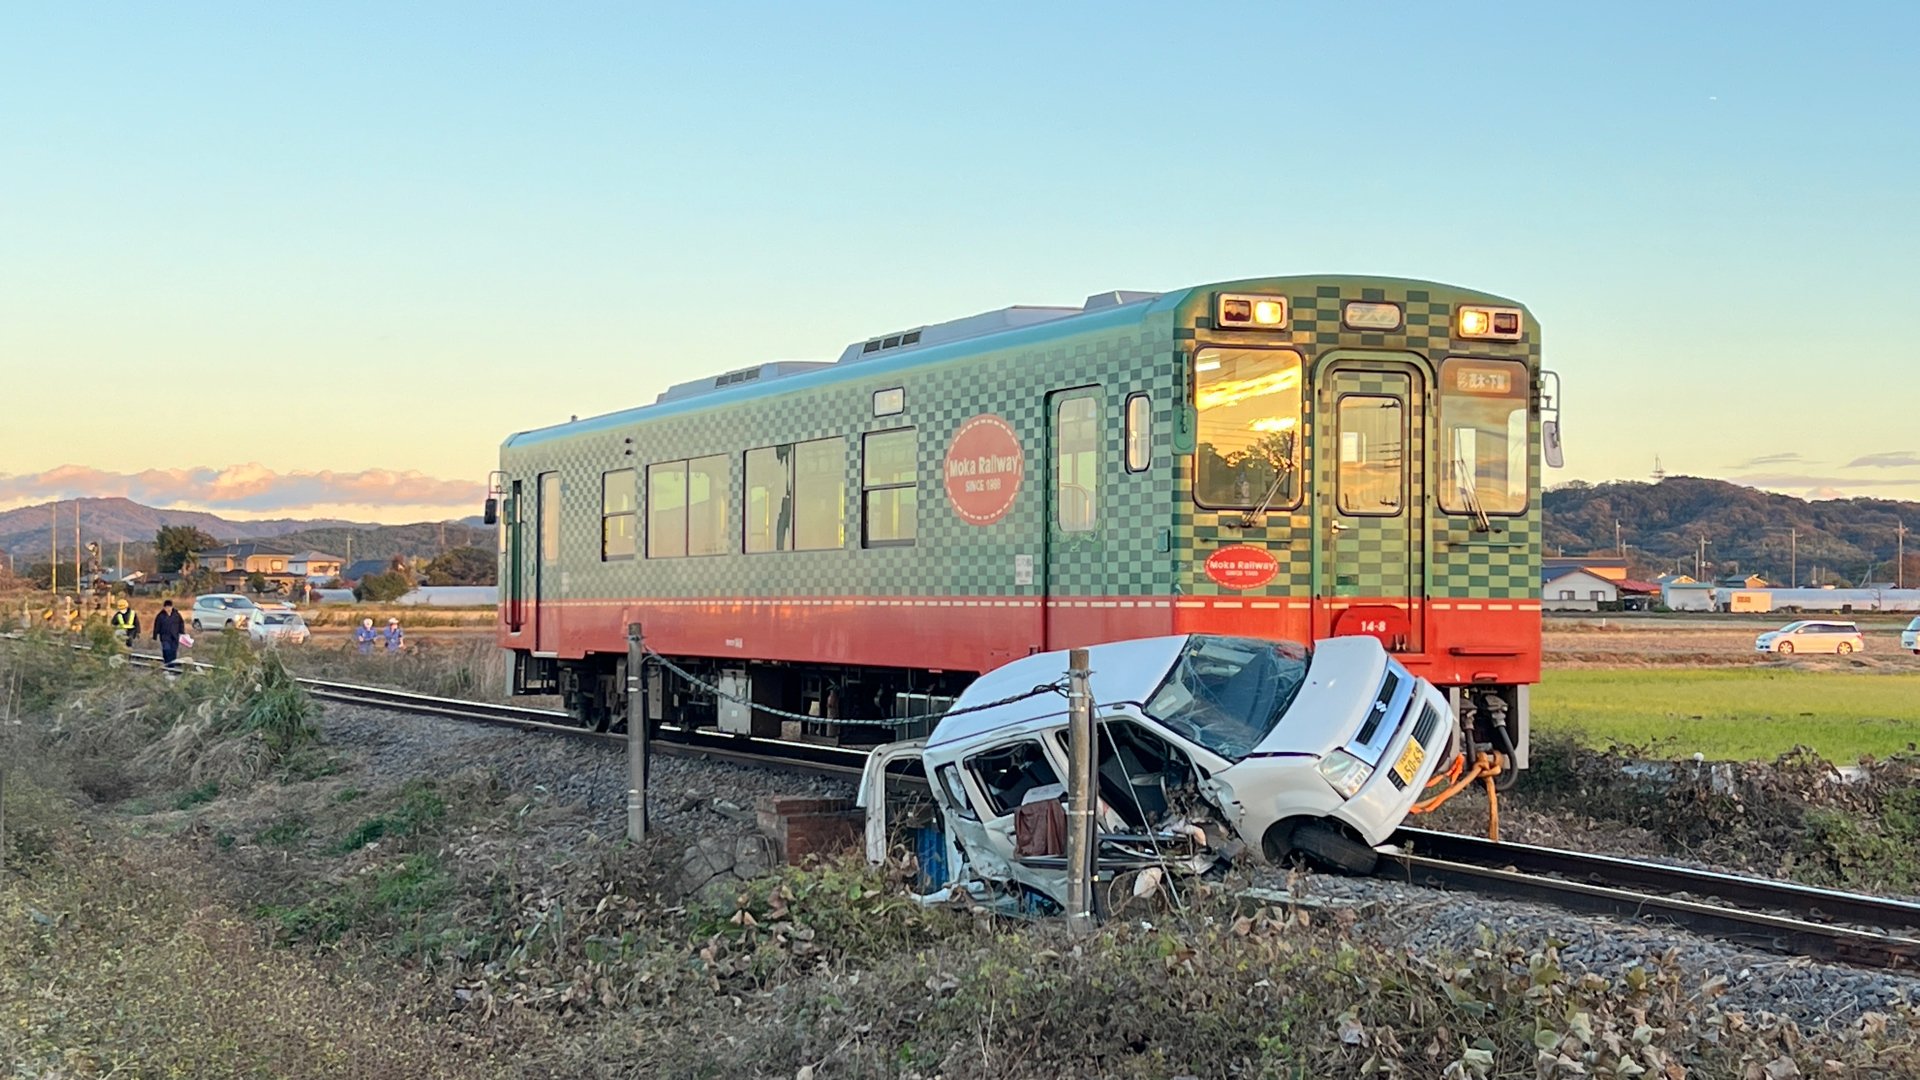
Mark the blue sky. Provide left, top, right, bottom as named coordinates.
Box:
left=2, top=2, right=1916, bottom=519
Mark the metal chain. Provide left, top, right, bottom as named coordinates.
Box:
left=641, top=646, right=1069, bottom=730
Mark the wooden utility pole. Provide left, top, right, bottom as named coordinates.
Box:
left=1064, top=647, right=1096, bottom=935
left=73, top=502, right=81, bottom=597
left=1899, top=524, right=1909, bottom=590
left=50, top=501, right=58, bottom=592
left=625, top=623, right=650, bottom=841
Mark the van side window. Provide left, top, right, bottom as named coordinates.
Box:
left=965, top=741, right=1060, bottom=818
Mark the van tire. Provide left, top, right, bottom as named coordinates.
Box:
left=1775, top=641, right=1793, bottom=655
left=1836, top=641, right=1854, bottom=655
left=191, top=619, right=203, bottom=631
left=1290, top=821, right=1379, bottom=876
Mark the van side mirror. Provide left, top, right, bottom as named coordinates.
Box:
left=483, top=497, right=499, bottom=526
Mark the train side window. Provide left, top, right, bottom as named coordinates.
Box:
left=793, top=437, right=846, bottom=550
left=1055, top=395, right=1099, bottom=532
left=601, top=468, right=637, bottom=561
left=1437, top=358, right=1529, bottom=516
left=862, top=428, right=917, bottom=547
left=687, top=454, right=730, bottom=556
left=1124, top=392, right=1151, bottom=473
left=746, top=438, right=846, bottom=553
left=646, top=462, right=687, bottom=558
left=744, top=446, right=792, bottom=553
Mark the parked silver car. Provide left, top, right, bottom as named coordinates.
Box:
left=248, top=610, right=310, bottom=645
left=861, top=633, right=1458, bottom=909
left=1754, top=620, right=1865, bottom=655
left=1902, top=617, right=1919, bottom=655
left=190, top=593, right=260, bottom=631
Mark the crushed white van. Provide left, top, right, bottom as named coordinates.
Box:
left=860, top=633, right=1458, bottom=909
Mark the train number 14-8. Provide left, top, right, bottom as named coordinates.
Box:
left=1359, top=620, right=1389, bottom=634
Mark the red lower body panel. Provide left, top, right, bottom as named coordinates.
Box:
left=501, top=594, right=1540, bottom=689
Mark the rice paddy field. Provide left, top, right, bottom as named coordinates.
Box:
left=1538, top=615, right=1920, bottom=762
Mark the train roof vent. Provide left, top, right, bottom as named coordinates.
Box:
left=1082, top=290, right=1161, bottom=311
left=655, top=360, right=835, bottom=404
left=837, top=304, right=1081, bottom=364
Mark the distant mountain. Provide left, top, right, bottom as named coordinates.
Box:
left=0, top=498, right=487, bottom=577
left=0, top=497, right=366, bottom=560
left=1545, top=477, right=1920, bottom=586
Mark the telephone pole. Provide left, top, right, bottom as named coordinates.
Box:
left=49, top=502, right=58, bottom=592
left=1899, top=523, right=1909, bottom=590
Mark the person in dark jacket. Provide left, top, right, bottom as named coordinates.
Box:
left=152, top=599, right=186, bottom=672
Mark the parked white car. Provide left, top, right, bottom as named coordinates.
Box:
left=1754, top=620, right=1865, bottom=655
left=190, top=593, right=260, bottom=631
left=248, top=609, right=310, bottom=645
left=1902, top=616, right=1919, bottom=655
left=862, top=633, right=1457, bottom=909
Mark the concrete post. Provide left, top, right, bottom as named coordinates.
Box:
left=1064, top=647, right=1095, bottom=934
left=625, top=623, right=649, bottom=842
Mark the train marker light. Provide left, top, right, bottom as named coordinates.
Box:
left=1216, top=292, right=1288, bottom=330
left=1456, top=305, right=1524, bottom=341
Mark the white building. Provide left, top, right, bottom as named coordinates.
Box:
left=1542, top=567, right=1619, bottom=611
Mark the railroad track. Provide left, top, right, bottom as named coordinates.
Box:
left=1383, top=827, right=1920, bottom=972
left=8, top=634, right=1914, bottom=969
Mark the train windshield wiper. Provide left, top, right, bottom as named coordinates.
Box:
left=1240, top=460, right=1297, bottom=527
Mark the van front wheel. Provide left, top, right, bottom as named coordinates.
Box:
left=1289, top=821, right=1379, bottom=876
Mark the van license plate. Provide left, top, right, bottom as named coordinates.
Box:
left=1392, top=739, right=1426, bottom=786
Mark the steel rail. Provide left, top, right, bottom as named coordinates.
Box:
left=1384, top=826, right=1920, bottom=971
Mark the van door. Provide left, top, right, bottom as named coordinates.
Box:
left=1317, top=364, right=1425, bottom=652
left=1044, top=386, right=1102, bottom=649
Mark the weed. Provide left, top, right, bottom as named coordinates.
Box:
left=256, top=816, right=310, bottom=849
left=173, top=781, right=220, bottom=810
left=333, top=780, right=448, bottom=852
left=333, top=786, right=365, bottom=803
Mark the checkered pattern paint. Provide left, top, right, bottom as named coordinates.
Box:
left=1166, top=276, right=1539, bottom=603
left=501, top=316, right=1184, bottom=604
left=498, top=275, right=1541, bottom=628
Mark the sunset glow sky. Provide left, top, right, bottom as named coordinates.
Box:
left=3, top=3, right=1916, bottom=521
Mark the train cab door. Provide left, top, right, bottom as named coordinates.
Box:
left=1043, top=386, right=1102, bottom=650
left=504, top=479, right=526, bottom=635
left=533, top=471, right=559, bottom=652
left=1315, top=363, right=1426, bottom=653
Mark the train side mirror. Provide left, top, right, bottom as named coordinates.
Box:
left=1539, top=369, right=1565, bottom=469
left=483, top=497, right=499, bottom=526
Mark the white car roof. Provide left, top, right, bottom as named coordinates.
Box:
left=925, top=635, right=1189, bottom=750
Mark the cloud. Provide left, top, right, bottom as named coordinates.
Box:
left=1727, top=471, right=1920, bottom=494
left=1805, top=487, right=1848, bottom=500
left=1729, top=452, right=1806, bottom=468
left=1846, top=451, right=1920, bottom=469
left=0, top=463, right=484, bottom=513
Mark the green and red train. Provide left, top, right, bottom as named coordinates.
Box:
left=492, top=274, right=1552, bottom=774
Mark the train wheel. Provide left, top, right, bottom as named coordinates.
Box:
left=1288, top=821, right=1379, bottom=876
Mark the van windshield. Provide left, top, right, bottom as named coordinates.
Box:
left=1143, top=635, right=1312, bottom=761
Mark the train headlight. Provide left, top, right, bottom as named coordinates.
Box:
left=1456, top=305, right=1525, bottom=341
left=1316, top=748, right=1374, bottom=799
left=1216, top=292, right=1288, bottom=330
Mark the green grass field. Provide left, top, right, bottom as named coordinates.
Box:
left=1535, top=669, right=1920, bottom=764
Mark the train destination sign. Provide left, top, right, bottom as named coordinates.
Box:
left=1203, top=544, right=1280, bottom=589
left=944, top=413, right=1024, bottom=525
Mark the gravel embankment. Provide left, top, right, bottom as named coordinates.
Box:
left=315, top=703, right=855, bottom=840
left=315, top=699, right=1917, bottom=1031
left=1259, top=869, right=1920, bottom=1032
